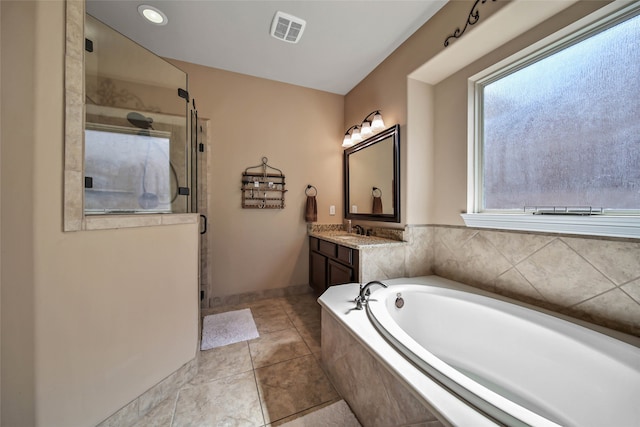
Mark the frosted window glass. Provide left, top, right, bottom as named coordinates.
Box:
left=85, top=129, right=172, bottom=213
left=482, top=13, right=640, bottom=210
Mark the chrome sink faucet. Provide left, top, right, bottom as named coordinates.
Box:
left=355, top=280, right=388, bottom=310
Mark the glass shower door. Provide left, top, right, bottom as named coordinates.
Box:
left=84, top=14, right=190, bottom=214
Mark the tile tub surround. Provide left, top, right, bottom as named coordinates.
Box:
left=319, top=282, right=491, bottom=427
left=321, top=313, right=444, bottom=427
left=430, top=226, right=640, bottom=337
left=313, top=223, right=640, bottom=337
left=111, top=294, right=342, bottom=426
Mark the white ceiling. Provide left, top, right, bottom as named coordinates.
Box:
left=86, top=0, right=447, bottom=95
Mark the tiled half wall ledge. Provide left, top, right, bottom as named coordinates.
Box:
left=360, top=225, right=640, bottom=337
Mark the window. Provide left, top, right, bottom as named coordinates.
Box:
left=85, top=125, right=174, bottom=214
left=464, top=3, right=640, bottom=238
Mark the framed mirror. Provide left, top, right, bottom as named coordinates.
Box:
left=344, top=124, right=400, bottom=222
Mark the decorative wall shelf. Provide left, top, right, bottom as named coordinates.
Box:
left=241, top=157, right=287, bottom=209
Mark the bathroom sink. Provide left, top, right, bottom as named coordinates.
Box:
left=333, top=235, right=363, bottom=241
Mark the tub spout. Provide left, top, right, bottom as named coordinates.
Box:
left=355, top=280, right=388, bottom=310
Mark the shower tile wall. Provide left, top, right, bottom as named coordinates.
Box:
left=397, top=225, right=640, bottom=337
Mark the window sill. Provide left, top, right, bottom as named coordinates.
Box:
left=461, top=213, right=640, bottom=239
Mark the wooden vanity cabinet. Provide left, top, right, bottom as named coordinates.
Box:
left=309, top=237, right=359, bottom=294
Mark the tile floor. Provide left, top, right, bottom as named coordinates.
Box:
left=133, top=292, right=345, bottom=426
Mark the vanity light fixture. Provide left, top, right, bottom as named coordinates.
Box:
left=342, top=110, right=385, bottom=148
left=363, top=110, right=385, bottom=132
left=138, top=5, right=168, bottom=26
left=342, top=125, right=361, bottom=148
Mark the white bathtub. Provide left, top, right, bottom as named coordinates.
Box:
left=318, top=276, right=640, bottom=427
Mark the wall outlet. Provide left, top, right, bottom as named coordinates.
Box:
left=352, top=205, right=358, bottom=213
left=329, top=205, right=336, bottom=215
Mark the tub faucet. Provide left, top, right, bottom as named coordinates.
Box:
left=355, top=280, right=388, bottom=310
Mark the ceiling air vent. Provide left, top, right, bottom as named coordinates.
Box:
left=270, top=11, right=306, bottom=44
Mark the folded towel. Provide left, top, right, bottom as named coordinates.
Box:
left=372, top=196, right=383, bottom=214
left=305, top=195, right=317, bottom=222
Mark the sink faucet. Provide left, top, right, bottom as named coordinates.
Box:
left=354, top=280, right=388, bottom=310
left=353, top=225, right=365, bottom=235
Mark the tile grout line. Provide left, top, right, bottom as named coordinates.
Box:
left=269, top=397, right=344, bottom=426
left=247, top=332, right=268, bottom=427
left=510, top=265, right=552, bottom=303
left=561, top=236, right=620, bottom=290
left=510, top=238, right=560, bottom=301
left=203, top=295, right=325, bottom=426
left=168, top=389, right=180, bottom=427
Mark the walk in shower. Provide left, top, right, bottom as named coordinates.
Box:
left=84, top=14, right=191, bottom=214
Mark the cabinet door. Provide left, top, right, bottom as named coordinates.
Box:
left=309, top=251, right=327, bottom=294
left=327, top=259, right=353, bottom=286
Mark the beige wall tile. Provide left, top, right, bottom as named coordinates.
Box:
left=571, top=289, right=640, bottom=335
left=404, top=226, right=434, bottom=277
left=432, top=226, right=640, bottom=336
left=516, top=239, right=615, bottom=306
left=482, top=230, right=554, bottom=265
left=321, top=310, right=442, bottom=427
left=494, top=268, right=548, bottom=305
left=361, top=245, right=406, bottom=282
left=622, top=278, right=640, bottom=304
left=563, top=237, right=640, bottom=285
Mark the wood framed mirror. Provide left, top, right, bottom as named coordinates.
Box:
left=344, top=124, right=400, bottom=222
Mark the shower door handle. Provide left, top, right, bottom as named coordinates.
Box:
left=200, top=214, right=207, bottom=235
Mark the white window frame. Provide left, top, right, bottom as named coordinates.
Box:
left=463, top=1, right=640, bottom=239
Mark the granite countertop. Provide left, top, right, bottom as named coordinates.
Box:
left=309, top=230, right=404, bottom=249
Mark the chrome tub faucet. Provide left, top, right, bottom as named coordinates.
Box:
left=355, top=280, right=388, bottom=310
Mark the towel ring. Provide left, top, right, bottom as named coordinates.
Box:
left=372, top=187, right=382, bottom=198
left=305, top=185, right=317, bottom=197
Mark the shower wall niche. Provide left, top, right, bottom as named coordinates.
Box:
left=84, top=14, right=190, bottom=214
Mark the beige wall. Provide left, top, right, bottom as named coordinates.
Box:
left=345, top=1, right=614, bottom=226
left=345, top=1, right=510, bottom=226
left=1, top=2, right=198, bottom=426
left=170, top=60, right=344, bottom=300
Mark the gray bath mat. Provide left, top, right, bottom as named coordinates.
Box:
left=280, top=400, right=361, bottom=427
left=200, top=308, right=259, bottom=351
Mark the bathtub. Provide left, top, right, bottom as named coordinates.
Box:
left=318, top=276, right=640, bottom=427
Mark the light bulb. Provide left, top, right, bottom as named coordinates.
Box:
left=351, top=127, right=362, bottom=143
left=371, top=113, right=385, bottom=131
left=138, top=5, right=168, bottom=25
left=342, top=134, right=353, bottom=148
left=360, top=122, right=373, bottom=138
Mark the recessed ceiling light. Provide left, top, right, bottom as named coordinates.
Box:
left=138, top=5, right=168, bottom=25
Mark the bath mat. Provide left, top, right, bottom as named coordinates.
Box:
left=280, top=400, right=361, bottom=427
left=200, top=308, right=259, bottom=351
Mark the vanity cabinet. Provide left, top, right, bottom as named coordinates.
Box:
left=309, top=237, right=359, bottom=294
